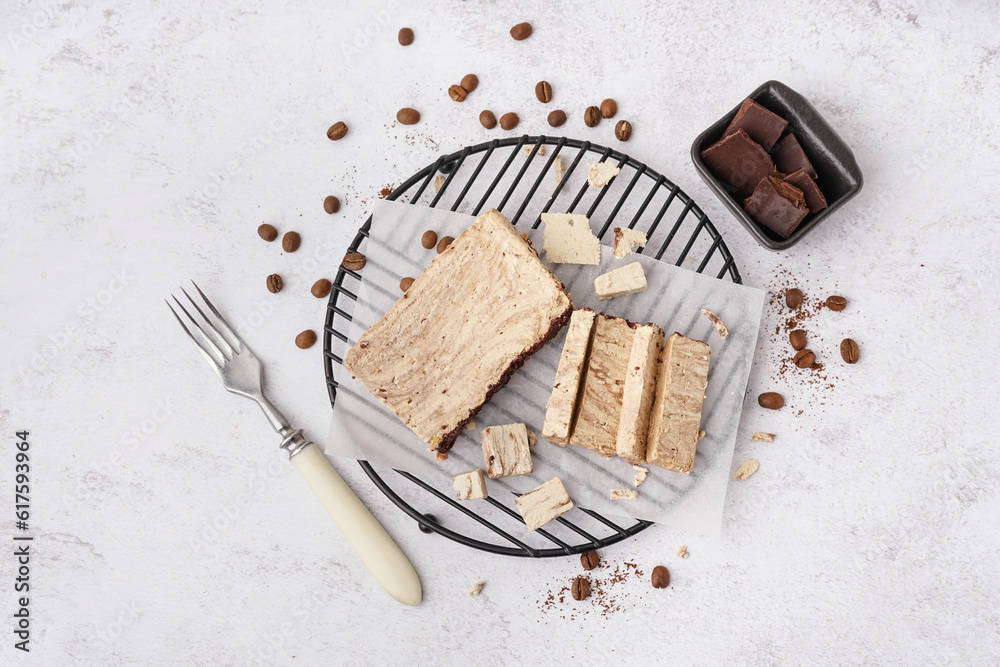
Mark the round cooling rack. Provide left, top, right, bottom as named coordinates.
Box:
left=323, top=135, right=742, bottom=558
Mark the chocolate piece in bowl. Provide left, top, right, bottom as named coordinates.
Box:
left=723, top=98, right=788, bottom=151
left=744, top=175, right=809, bottom=239
left=344, top=209, right=573, bottom=455
left=783, top=168, right=828, bottom=213
left=772, top=134, right=817, bottom=179
left=700, top=129, right=775, bottom=199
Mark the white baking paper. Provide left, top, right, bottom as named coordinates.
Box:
left=325, top=199, right=765, bottom=535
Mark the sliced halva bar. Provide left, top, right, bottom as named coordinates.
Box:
left=452, top=469, right=488, bottom=500
left=594, top=262, right=647, bottom=300
left=482, top=423, right=533, bottom=478
left=542, top=309, right=597, bottom=445
left=514, top=476, right=574, bottom=531
left=615, top=323, right=665, bottom=465
left=645, top=333, right=711, bottom=474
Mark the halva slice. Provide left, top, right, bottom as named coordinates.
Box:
left=594, top=262, right=647, bottom=300
left=542, top=309, right=596, bottom=445
left=482, top=423, right=533, bottom=478
left=514, top=476, right=574, bottom=531
left=541, top=213, right=600, bottom=265
left=615, top=323, right=665, bottom=464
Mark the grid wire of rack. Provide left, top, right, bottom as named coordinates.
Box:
left=322, top=135, right=741, bottom=558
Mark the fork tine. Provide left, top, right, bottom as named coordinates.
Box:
left=190, top=280, right=244, bottom=352
left=171, top=295, right=228, bottom=365
left=167, top=300, right=224, bottom=372
left=180, top=286, right=235, bottom=358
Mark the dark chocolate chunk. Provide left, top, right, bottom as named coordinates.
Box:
left=723, top=98, right=788, bottom=151
left=744, top=176, right=809, bottom=238
left=701, top=129, right=775, bottom=199
left=783, top=168, right=828, bottom=213
left=772, top=134, right=817, bottom=179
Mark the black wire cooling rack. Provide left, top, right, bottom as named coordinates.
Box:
left=322, top=135, right=742, bottom=558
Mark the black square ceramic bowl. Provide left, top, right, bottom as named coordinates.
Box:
left=691, top=80, right=863, bottom=251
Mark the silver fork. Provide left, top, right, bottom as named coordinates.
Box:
left=168, top=282, right=421, bottom=606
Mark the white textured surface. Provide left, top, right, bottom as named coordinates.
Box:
left=1, top=1, right=998, bottom=664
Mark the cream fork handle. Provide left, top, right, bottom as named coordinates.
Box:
left=290, top=443, right=422, bottom=606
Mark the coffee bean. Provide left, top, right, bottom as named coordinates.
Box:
left=257, top=223, right=278, bottom=242
left=615, top=120, right=632, bottom=142
left=547, top=110, right=566, bottom=127
left=580, top=550, right=599, bottom=571
left=600, top=98, right=617, bottom=118
left=785, top=288, right=803, bottom=310
left=323, top=196, right=340, bottom=214
left=651, top=565, right=670, bottom=589
left=510, top=22, right=532, bottom=41
left=841, top=338, right=860, bottom=364
left=535, top=80, right=552, bottom=103
left=789, top=329, right=807, bottom=351
left=342, top=252, right=366, bottom=271
left=421, top=230, right=438, bottom=249
left=794, top=349, right=816, bottom=368
left=461, top=74, right=479, bottom=94
left=396, top=107, right=420, bottom=125
left=311, top=278, right=332, bottom=299
left=448, top=85, right=467, bottom=102
left=758, top=392, right=784, bottom=410
left=400, top=277, right=414, bottom=293
left=584, top=106, right=600, bottom=127
left=295, top=330, right=317, bottom=349
left=437, top=236, right=454, bottom=253
left=499, top=113, right=519, bottom=130
left=326, top=121, right=347, bottom=141
left=479, top=110, right=497, bottom=129
left=282, top=231, right=301, bottom=253
left=266, top=274, right=282, bottom=293
left=571, top=576, right=591, bottom=600
left=826, top=295, right=847, bottom=311
left=397, top=27, right=413, bottom=46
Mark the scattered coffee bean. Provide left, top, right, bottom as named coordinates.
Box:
left=841, top=338, right=860, bottom=364
left=417, top=514, right=436, bottom=533
left=547, top=109, right=567, bottom=127
left=571, top=576, right=591, bottom=600
left=461, top=73, right=479, bottom=93
left=342, top=252, right=366, bottom=271
left=397, top=27, right=413, bottom=46
left=396, top=107, right=420, bottom=125
left=651, top=565, right=670, bottom=589
left=295, top=330, right=317, bottom=349
left=584, top=106, right=600, bottom=127
left=535, top=80, right=552, bottom=103
left=827, top=295, right=847, bottom=311
left=479, top=110, right=497, bottom=129
left=311, top=278, right=332, bottom=299
left=326, top=121, right=347, bottom=141
left=615, top=119, right=632, bottom=142
left=794, top=349, right=816, bottom=368
left=266, top=274, right=283, bottom=294
left=400, top=277, right=414, bottom=293
left=600, top=98, right=617, bottom=118
left=323, top=196, right=340, bottom=214
left=581, top=550, right=599, bottom=571
left=257, top=223, right=278, bottom=242
left=758, top=392, right=784, bottom=410
left=789, top=329, right=807, bottom=351
left=437, top=235, right=454, bottom=253
left=499, top=112, right=519, bottom=130
left=448, top=84, right=467, bottom=102
left=282, top=231, right=301, bottom=253
left=420, top=230, right=439, bottom=250
left=510, top=22, right=532, bottom=41
left=785, top=288, right=803, bottom=310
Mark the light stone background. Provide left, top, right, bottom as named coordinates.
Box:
left=1, top=1, right=998, bottom=665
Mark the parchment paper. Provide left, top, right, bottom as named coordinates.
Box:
left=325, top=199, right=765, bottom=535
